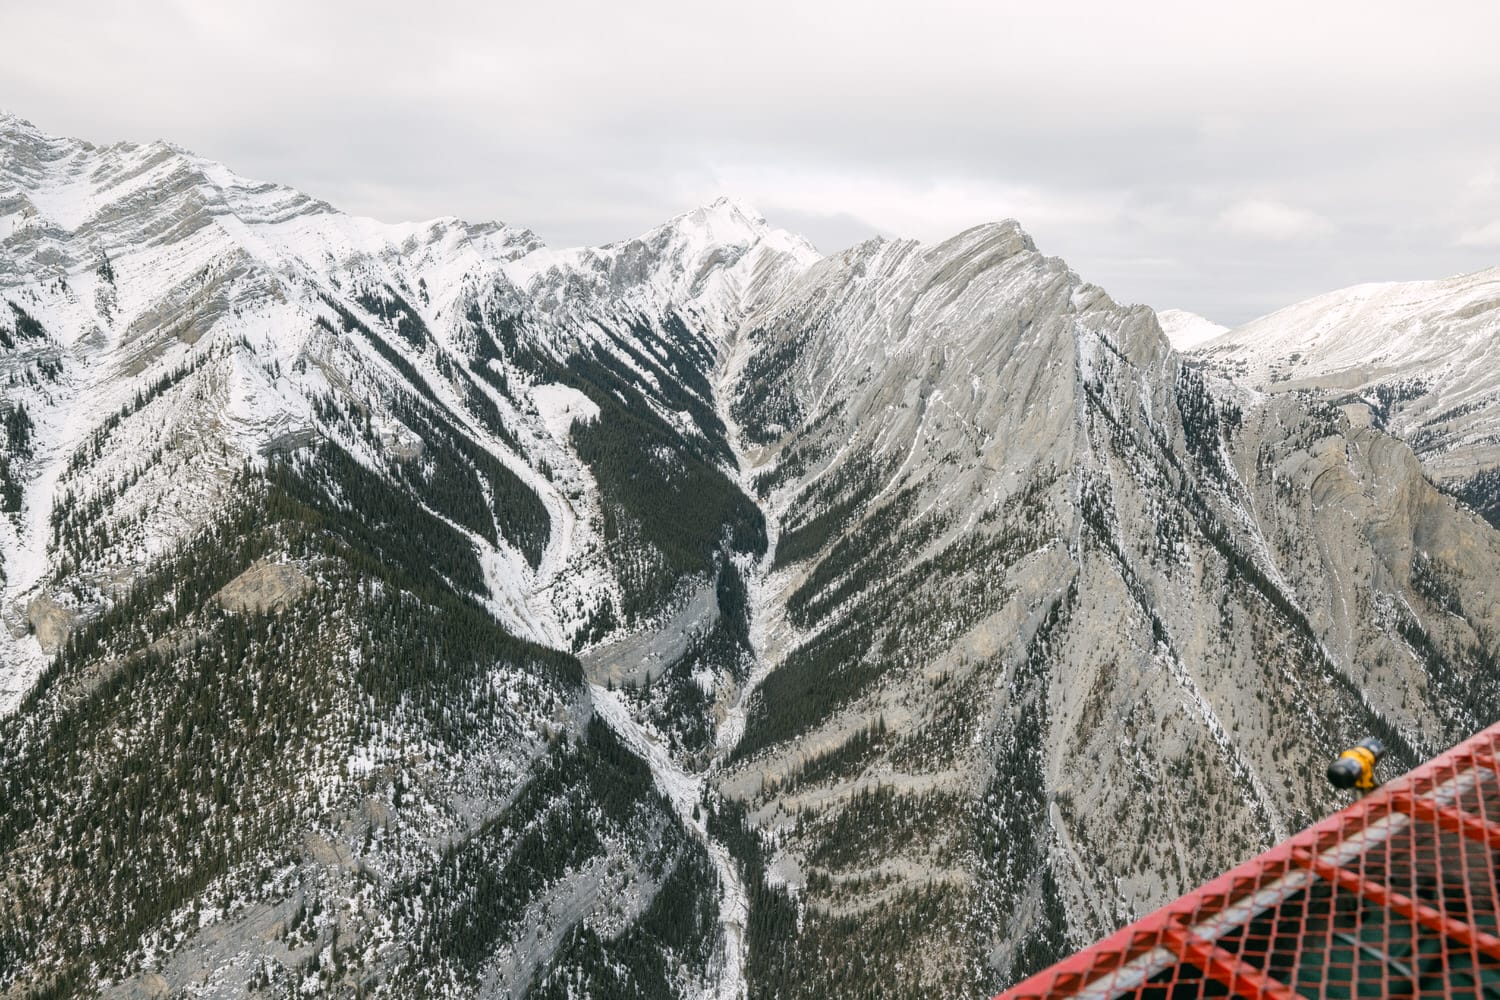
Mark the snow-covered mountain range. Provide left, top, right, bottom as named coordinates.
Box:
left=0, top=110, right=812, bottom=709
left=3, top=113, right=1499, bottom=999
left=1189, top=267, right=1500, bottom=505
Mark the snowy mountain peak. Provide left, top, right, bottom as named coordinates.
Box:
left=702, top=194, right=766, bottom=226
left=653, top=195, right=819, bottom=264
left=0, top=113, right=69, bottom=152
left=498, top=197, right=820, bottom=334
left=0, top=111, right=41, bottom=136
left=961, top=217, right=1032, bottom=241
left=1156, top=308, right=1229, bottom=350
left=936, top=218, right=1040, bottom=262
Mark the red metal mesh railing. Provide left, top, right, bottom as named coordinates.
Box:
left=998, top=722, right=1500, bottom=1000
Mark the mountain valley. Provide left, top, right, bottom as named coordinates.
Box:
left=2, top=113, right=1499, bottom=999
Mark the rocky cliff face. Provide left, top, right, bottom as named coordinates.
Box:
left=1, top=114, right=1497, bottom=999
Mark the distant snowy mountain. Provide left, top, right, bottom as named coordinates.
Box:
left=1192, top=266, right=1500, bottom=514
left=1155, top=307, right=1228, bottom=350
left=3, top=114, right=1500, bottom=999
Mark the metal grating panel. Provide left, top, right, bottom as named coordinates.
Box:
left=998, top=722, right=1500, bottom=1000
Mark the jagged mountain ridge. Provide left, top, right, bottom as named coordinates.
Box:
left=2, top=114, right=1498, bottom=999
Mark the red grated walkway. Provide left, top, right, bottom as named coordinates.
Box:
left=997, top=721, right=1500, bottom=999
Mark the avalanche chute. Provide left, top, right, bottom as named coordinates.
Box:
left=998, top=721, right=1500, bottom=999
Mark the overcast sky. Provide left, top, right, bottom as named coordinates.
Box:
left=4, top=1, right=1499, bottom=324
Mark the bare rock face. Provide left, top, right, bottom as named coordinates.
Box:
left=111, top=972, right=170, bottom=1000
left=214, top=560, right=311, bottom=614
left=25, top=594, right=76, bottom=654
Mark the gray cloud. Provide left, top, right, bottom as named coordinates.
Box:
left=3, top=0, right=1498, bottom=324
left=1218, top=200, right=1335, bottom=241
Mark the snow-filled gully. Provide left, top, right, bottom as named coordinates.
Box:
left=590, top=684, right=750, bottom=1000
left=582, top=352, right=776, bottom=1000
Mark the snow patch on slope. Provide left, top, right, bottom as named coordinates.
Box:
left=532, top=384, right=601, bottom=440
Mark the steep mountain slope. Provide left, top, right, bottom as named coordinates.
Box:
left=714, top=227, right=1500, bottom=995
left=2, top=114, right=1499, bottom=1000
left=1191, top=267, right=1500, bottom=520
